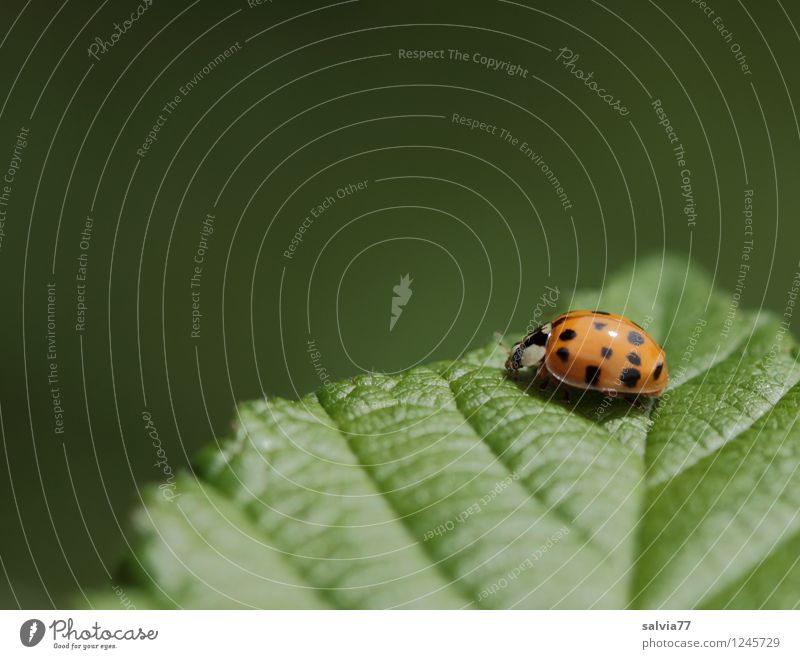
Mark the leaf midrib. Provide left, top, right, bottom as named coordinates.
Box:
left=313, top=386, right=477, bottom=607
left=440, top=365, right=618, bottom=552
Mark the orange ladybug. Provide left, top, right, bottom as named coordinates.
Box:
left=505, top=310, right=668, bottom=396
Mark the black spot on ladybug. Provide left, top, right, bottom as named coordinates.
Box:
left=653, top=363, right=664, bottom=380
left=592, top=310, right=611, bottom=315
left=594, top=322, right=607, bottom=330
left=600, top=347, right=613, bottom=358
left=619, top=367, right=642, bottom=388
left=627, top=352, right=642, bottom=366
left=585, top=365, right=601, bottom=385
left=627, top=330, right=645, bottom=346
left=555, top=347, right=570, bottom=362
left=559, top=329, right=577, bottom=341
left=551, top=316, right=567, bottom=328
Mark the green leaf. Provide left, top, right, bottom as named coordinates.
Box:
left=87, top=256, right=800, bottom=609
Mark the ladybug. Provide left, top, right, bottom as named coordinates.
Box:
left=505, top=310, right=668, bottom=396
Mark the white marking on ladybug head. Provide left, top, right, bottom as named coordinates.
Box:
left=521, top=344, right=545, bottom=367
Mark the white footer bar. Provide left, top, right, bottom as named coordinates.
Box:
left=1, top=610, right=796, bottom=658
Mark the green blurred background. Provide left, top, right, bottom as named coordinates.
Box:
left=1, top=0, right=799, bottom=607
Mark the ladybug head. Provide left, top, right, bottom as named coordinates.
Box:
left=505, top=343, right=523, bottom=371
left=506, top=323, right=551, bottom=372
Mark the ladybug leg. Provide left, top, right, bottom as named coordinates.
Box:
left=625, top=394, right=644, bottom=410
left=562, top=388, right=571, bottom=404
left=533, top=364, right=549, bottom=390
